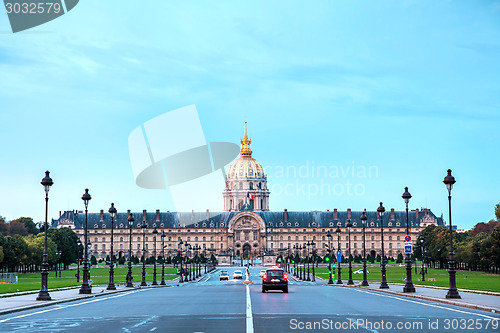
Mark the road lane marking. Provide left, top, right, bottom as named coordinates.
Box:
left=348, top=317, right=379, bottom=333
left=0, top=289, right=146, bottom=323
left=246, top=284, right=254, bottom=333
left=353, top=288, right=498, bottom=320
left=149, top=328, right=157, bottom=332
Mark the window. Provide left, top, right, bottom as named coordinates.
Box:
left=119, top=237, right=123, bottom=242
left=146, top=244, right=149, bottom=250
left=94, top=237, right=98, bottom=242
left=195, top=236, right=198, bottom=241
left=102, top=244, right=106, bottom=250
left=354, top=236, right=357, bottom=241
left=211, top=236, right=214, bottom=241
left=371, top=243, right=374, bottom=248
left=102, top=237, right=105, bottom=242
left=397, top=236, right=400, bottom=241
left=371, top=236, right=374, bottom=241
left=254, top=233, right=258, bottom=241
left=245, top=232, right=249, bottom=241
left=288, top=236, right=291, bottom=240
left=203, top=236, right=206, bottom=241
left=354, top=243, right=357, bottom=248
left=137, top=237, right=141, bottom=242
left=303, top=236, right=306, bottom=241
left=389, top=236, right=392, bottom=241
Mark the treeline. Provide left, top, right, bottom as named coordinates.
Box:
left=415, top=203, right=500, bottom=273
left=0, top=216, right=81, bottom=273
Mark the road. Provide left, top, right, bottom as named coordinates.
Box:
left=0, top=266, right=498, bottom=332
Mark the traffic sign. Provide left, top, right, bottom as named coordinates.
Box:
left=404, top=244, right=413, bottom=254
left=404, top=235, right=411, bottom=242
left=336, top=250, right=342, bottom=263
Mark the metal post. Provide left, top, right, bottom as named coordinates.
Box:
left=361, top=212, right=369, bottom=286
left=37, top=171, right=53, bottom=301
left=403, top=187, right=415, bottom=292
left=126, top=214, right=134, bottom=287
left=379, top=202, right=389, bottom=289
left=80, top=189, right=92, bottom=294
left=347, top=220, right=354, bottom=285
left=444, top=170, right=460, bottom=299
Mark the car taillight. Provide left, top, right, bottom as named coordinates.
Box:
left=263, top=274, right=267, bottom=280
left=283, top=274, right=288, bottom=281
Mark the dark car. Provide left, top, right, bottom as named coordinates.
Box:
left=262, top=268, right=288, bottom=293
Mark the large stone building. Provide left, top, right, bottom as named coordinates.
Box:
left=52, top=122, right=444, bottom=263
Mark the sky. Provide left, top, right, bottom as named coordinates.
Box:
left=0, top=1, right=499, bottom=229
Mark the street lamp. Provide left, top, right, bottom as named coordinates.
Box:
left=161, top=230, right=166, bottom=285
left=37, top=171, right=53, bottom=301
left=140, top=218, right=147, bottom=287
left=79, top=189, right=92, bottom=294
left=378, top=202, right=389, bottom=289
left=55, top=250, right=61, bottom=278
left=336, top=226, right=342, bottom=284
left=360, top=211, right=369, bottom=286
left=444, top=169, right=461, bottom=299
left=346, top=219, right=354, bottom=285
left=76, top=239, right=81, bottom=283
left=107, top=203, right=117, bottom=290
left=402, top=187, right=415, bottom=293
left=126, top=214, right=134, bottom=287
left=306, top=241, right=311, bottom=281
left=326, top=230, right=333, bottom=284
left=311, top=241, right=316, bottom=282
left=178, top=239, right=184, bottom=283
left=152, top=227, right=158, bottom=286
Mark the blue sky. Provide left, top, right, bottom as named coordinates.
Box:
left=0, top=1, right=499, bottom=229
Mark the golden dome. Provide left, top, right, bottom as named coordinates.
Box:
left=227, top=122, right=265, bottom=179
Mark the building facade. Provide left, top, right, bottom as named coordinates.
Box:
left=52, top=122, right=444, bottom=263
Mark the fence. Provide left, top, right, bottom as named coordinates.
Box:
left=0, top=273, right=18, bottom=284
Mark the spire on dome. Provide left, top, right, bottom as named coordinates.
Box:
left=240, top=121, right=252, bottom=157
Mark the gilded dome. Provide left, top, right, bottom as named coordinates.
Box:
left=228, top=157, right=265, bottom=179
left=227, top=121, right=266, bottom=179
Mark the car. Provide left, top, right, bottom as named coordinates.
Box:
left=233, top=270, right=243, bottom=279
left=219, top=271, right=229, bottom=280
left=353, top=269, right=369, bottom=274
left=262, top=268, right=288, bottom=293
left=259, top=269, right=266, bottom=277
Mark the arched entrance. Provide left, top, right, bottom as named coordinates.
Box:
left=242, top=243, right=251, bottom=259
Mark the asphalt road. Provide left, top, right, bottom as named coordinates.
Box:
left=0, top=266, right=498, bottom=333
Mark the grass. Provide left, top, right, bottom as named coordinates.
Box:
left=0, top=265, right=181, bottom=294
left=312, top=265, right=500, bottom=292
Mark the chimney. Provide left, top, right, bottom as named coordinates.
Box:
left=415, top=208, right=419, bottom=219
left=100, top=209, right=104, bottom=221
left=333, top=208, right=338, bottom=219
left=424, top=208, right=428, bottom=215
left=143, top=209, right=147, bottom=222
left=390, top=208, right=395, bottom=220
left=156, top=209, right=160, bottom=222
left=284, top=208, right=288, bottom=222
left=59, top=211, right=62, bottom=217
left=347, top=208, right=351, bottom=220
left=127, top=209, right=131, bottom=218
left=206, top=209, right=209, bottom=220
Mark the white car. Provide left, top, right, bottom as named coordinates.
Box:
left=259, top=269, right=267, bottom=277
left=233, top=270, right=243, bottom=279
left=354, top=269, right=369, bottom=274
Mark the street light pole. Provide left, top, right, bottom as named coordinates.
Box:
left=378, top=202, right=389, bottom=289
left=361, top=211, right=369, bottom=286
left=152, top=227, right=158, bottom=286
left=336, top=227, right=342, bottom=284
left=326, top=230, right=333, bottom=284
left=107, top=203, right=117, bottom=290
left=444, top=169, right=461, bottom=299
left=79, top=189, right=92, bottom=294
left=311, top=241, right=316, bottom=282
left=126, top=214, right=134, bottom=287
left=76, top=239, right=81, bottom=283
left=402, top=187, right=415, bottom=292
left=37, top=171, right=53, bottom=301
left=161, top=231, right=166, bottom=285
left=306, top=241, right=311, bottom=281
left=347, top=219, right=354, bottom=285
left=140, top=219, right=147, bottom=286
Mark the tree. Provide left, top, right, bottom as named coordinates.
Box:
left=495, top=203, right=500, bottom=221
left=11, top=217, right=39, bottom=235
left=0, top=219, right=9, bottom=235
left=396, top=253, right=403, bottom=263
left=8, top=221, right=28, bottom=236
left=0, top=246, right=4, bottom=264
left=91, top=255, right=97, bottom=265
left=471, top=221, right=500, bottom=237
left=48, top=227, right=79, bottom=268
left=1, top=235, right=29, bottom=271
left=118, top=256, right=126, bottom=265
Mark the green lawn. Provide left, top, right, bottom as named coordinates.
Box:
left=0, top=265, right=182, bottom=294
left=312, top=265, right=500, bottom=292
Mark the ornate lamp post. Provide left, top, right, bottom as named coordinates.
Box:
left=79, top=189, right=92, bottom=294
left=378, top=202, right=389, bottom=289
left=402, top=187, right=415, bottom=292
left=304, top=241, right=311, bottom=281
left=106, top=203, right=117, bottom=290
left=152, top=227, right=158, bottom=286
left=346, top=219, right=354, bottom=285
left=444, top=169, right=461, bottom=299
left=55, top=250, right=61, bottom=278
left=160, top=230, right=166, bottom=285
left=326, top=230, right=334, bottom=284
left=37, top=171, right=53, bottom=301
left=126, top=214, right=134, bottom=287
left=336, top=227, right=342, bottom=284
left=311, top=241, right=316, bottom=282
left=178, top=239, right=184, bottom=283
left=76, top=239, right=81, bottom=283
left=360, top=211, right=369, bottom=286
left=140, top=218, right=147, bottom=287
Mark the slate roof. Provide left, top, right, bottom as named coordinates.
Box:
left=51, top=208, right=444, bottom=229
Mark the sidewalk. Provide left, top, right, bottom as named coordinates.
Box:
left=330, top=282, right=500, bottom=313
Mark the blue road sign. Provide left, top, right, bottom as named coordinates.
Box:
left=404, top=244, right=413, bottom=254
left=336, top=250, right=342, bottom=262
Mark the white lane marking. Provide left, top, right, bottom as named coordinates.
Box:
left=354, top=288, right=499, bottom=320
left=348, top=317, right=378, bottom=333
left=0, top=289, right=145, bottom=323
left=246, top=284, right=254, bottom=333
left=150, top=328, right=157, bottom=332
